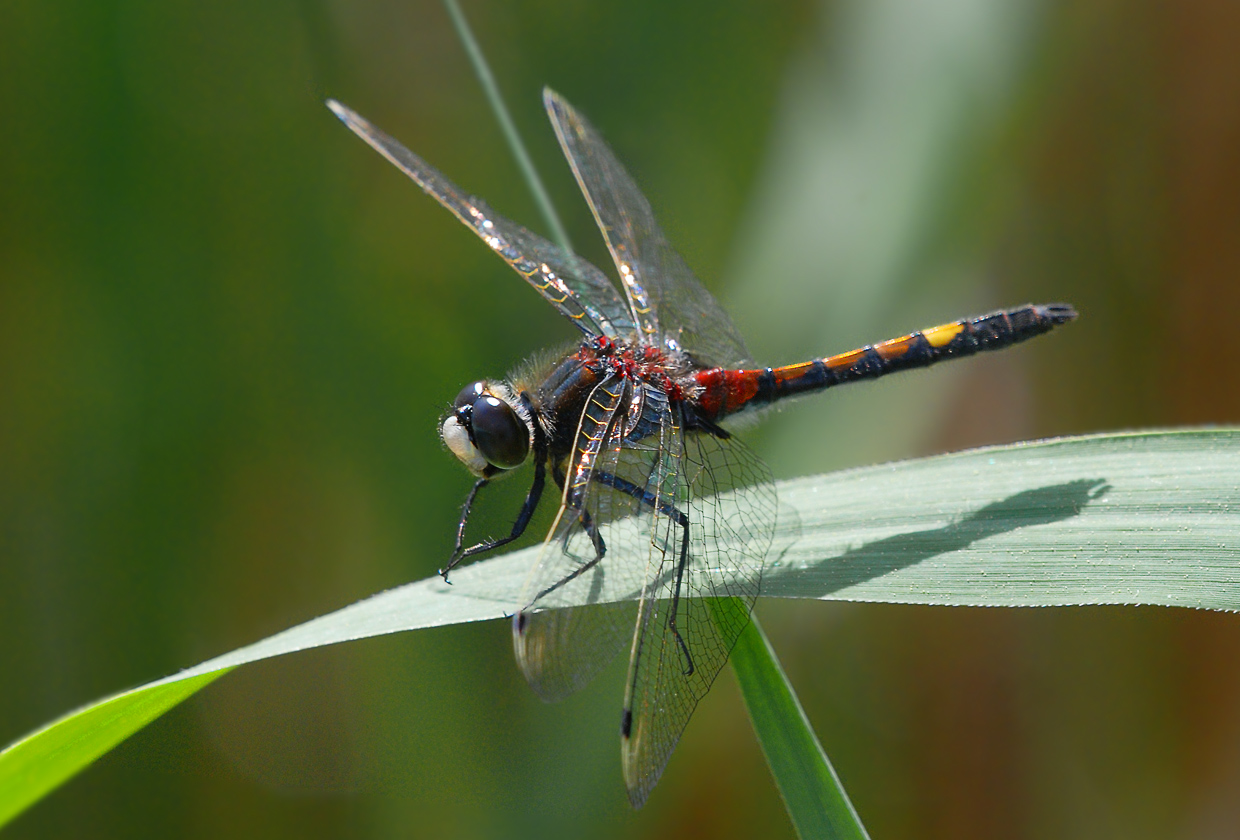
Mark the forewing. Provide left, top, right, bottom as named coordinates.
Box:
left=618, top=419, right=777, bottom=808
left=512, top=376, right=642, bottom=701
left=543, top=89, right=753, bottom=367
left=328, top=99, right=634, bottom=337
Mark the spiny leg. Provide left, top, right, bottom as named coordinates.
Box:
left=519, top=469, right=611, bottom=609
left=441, top=394, right=548, bottom=581
left=592, top=470, right=695, bottom=676
left=446, top=475, right=489, bottom=564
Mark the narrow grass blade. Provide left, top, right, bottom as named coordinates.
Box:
left=718, top=599, right=870, bottom=839
left=441, top=0, right=573, bottom=252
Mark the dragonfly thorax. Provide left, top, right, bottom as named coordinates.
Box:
left=441, top=380, right=533, bottom=478
left=576, top=335, right=693, bottom=403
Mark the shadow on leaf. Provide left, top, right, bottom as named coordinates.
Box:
left=763, top=478, right=1110, bottom=598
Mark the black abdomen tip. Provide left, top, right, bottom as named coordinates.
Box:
left=1037, top=303, right=1078, bottom=324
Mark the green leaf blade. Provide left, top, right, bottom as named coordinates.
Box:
left=720, top=600, right=871, bottom=840
left=763, top=428, right=1240, bottom=609
left=2, top=429, right=1238, bottom=828
left=0, top=670, right=229, bottom=828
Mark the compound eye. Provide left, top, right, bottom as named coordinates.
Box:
left=454, top=381, right=486, bottom=410
left=471, top=395, right=530, bottom=469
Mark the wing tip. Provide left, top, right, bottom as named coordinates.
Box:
left=325, top=98, right=369, bottom=135
left=620, top=705, right=657, bottom=809
left=621, top=751, right=654, bottom=810
left=325, top=97, right=348, bottom=120
left=543, top=87, right=575, bottom=128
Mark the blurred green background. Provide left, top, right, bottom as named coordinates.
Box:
left=2, top=0, right=1239, bottom=837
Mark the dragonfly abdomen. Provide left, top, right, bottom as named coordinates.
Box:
left=694, top=303, right=1076, bottom=419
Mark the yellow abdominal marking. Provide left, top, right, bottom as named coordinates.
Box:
left=923, top=322, right=965, bottom=348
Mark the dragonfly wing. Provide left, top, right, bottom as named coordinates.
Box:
left=543, top=89, right=753, bottom=367
left=511, top=375, right=687, bottom=703
left=617, top=416, right=777, bottom=808
left=328, top=99, right=634, bottom=338
left=515, top=373, right=776, bottom=805
left=512, top=375, right=642, bottom=701
left=512, top=565, right=636, bottom=703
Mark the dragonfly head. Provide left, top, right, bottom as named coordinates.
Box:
left=441, top=381, right=532, bottom=478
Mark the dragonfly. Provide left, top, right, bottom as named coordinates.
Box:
left=327, top=90, right=1076, bottom=808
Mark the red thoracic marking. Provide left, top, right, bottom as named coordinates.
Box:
left=578, top=338, right=687, bottom=403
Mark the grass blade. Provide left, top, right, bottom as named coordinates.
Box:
left=719, top=600, right=870, bottom=839
left=0, top=670, right=229, bottom=828
left=441, top=0, right=573, bottom=252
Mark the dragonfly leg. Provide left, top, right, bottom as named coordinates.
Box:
left=445, top=475, right=490, bottom=566
left=665, top=513, right=694, bottom=676
left=441, top=394, right=548, bottom=581
left=592, top=470, right=695, bottom=676
left=552, top=466, right=607, bottom=561
left=526, top=538, right=611, bottom=604
left=683, top=411, right=731, bottom=440
left=520, top=469, right=610, bottom=606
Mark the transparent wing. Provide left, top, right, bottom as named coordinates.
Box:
left=512, top=378, right=777, bottom=807
left=512, top=376, right=641, bottom=700
left=543, top=89, right=753, bottom=367
left=617, top=412, right=776, bottom=808
left=328, top=99, right=634, bottom=338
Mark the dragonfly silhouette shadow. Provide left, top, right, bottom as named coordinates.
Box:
left=762, top=477, right=1110, bottom=599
